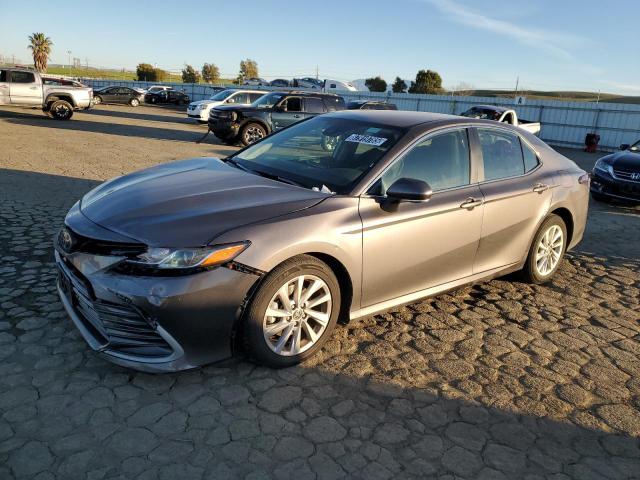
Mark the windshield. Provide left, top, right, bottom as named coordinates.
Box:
left=461, top=107, right=501, bottom=120
left=232, top=116, right=405, bottom=194
left=630, top=140, right=640, bottom=152
left=208, top=89, right=233, bottom=101
left=252, top=92, right=285, bottom=108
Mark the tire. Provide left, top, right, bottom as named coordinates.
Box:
left=49, top=100, right=74, bottom=120
left=240, top=122, right=267, bottom=146
left=93, top=96, right=102, bottom=105
left=129, top=98, right=140, bottom=107
left=590, top=191, right=608, bottom=203
left=520, top=214, right=567, bottom=284
left=244, top=255, right=341, bottom=368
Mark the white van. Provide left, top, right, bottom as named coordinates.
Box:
left=186, top=89, right=266, bottom=122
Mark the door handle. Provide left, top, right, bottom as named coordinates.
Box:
left=293, top=114, right=301, bottom=118
left=460, top=197, right=483, bottom=209
left=533, top=183, right=549, bottom=193
left=30, top=86, right=38, bottom=90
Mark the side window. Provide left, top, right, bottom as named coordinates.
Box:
left=283, top=97, right=302, bottom=112
left=248, top=93, right=263, bottom=102
left=118, top=88, right=130, bottom=94
left=0, top=70, right=6, bottom=82
left=478, top=129, right=525, bottom=181
left=374, top=130, right=470, bottom=195
left=330, top=83, right=337, bottom=89
left=10, top=71, right=35, bottom=83
left=232, top=93, right=249, bottom=104
left=521, top=139, right=539, bottom=172
left=305, top=97, right=325, bottom=113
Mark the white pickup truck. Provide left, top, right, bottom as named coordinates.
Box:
left=461, top=105, right=541, bottom=136
left=0, top=67, right=92, bottom=120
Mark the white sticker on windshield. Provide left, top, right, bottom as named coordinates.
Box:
left=345, top=134, right=388, bottom=146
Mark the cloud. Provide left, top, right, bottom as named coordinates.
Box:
left=422, top=0, right=585, bottom=60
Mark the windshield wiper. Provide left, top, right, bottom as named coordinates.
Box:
left=223, top=157, right=252, bottom=172
left=249, top=168, right=307, bottom=188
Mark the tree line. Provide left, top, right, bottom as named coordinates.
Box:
left=135, top=59, right=259, bottom=84
left=365, top=70, right=443, bottom=94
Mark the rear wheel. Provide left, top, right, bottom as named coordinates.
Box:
left=520, top=214, right=567, bottom=284
left=244, top=255, right=340, bottom=368
left=240, top=123, right=267, bottom=146
left=49, top=100, right=74, bottom=120
left=93, top=96, right=102, bottom=105
left=129, top=98, right=140, bottom=107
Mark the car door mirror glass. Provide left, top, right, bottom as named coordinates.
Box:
left=386, top=178, right=432, bottom=202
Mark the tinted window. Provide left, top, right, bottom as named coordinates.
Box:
left=305, top=98, right=325, bottom=113
left=325, top=96, right=345, bottom=111
left=0, top=70, right=6, bottom=82
left=375, top=130, right=470, bottom=195
left=118, top=88, right=132, bottom=94
left=521, top=139, right=539, bottom=172
left=283, top=97, right=302, bottom=112
left=478, top=129, right=525, bottom=181
left=248, top=93, right=264, bottom=102
left=10, top=71, right=35, bottom=83
left=230, top=92, right=249, bottom=104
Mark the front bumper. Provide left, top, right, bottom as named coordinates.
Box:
left=55, top=248, right=258, bottom=372
left=208, top=117, right=239, bottom=139
left=590, top=169, right=640, bottom=202
left=187, top=107, right=208, bottom=120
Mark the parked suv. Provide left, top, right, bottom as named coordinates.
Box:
left=187, top=89, right=265, bottom=122
left=208, top=91, right=345, bottom=145
left=0, top=67, right=92, bottom=119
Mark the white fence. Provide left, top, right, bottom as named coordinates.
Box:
left=83, top=79, right=640, bottom=151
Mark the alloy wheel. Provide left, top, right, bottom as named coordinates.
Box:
left=262, top=275, right=332, bottom=356
left=535, top=224, right=563, bottom=276
left=244, top=126, right=265, bottom=144
left=54, top=104, right=71, bottom=119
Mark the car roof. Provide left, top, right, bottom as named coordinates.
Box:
left=469, top=104, right=509, bottom=113
left=325, top=110, right=477, bottom=128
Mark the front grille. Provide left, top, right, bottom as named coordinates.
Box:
left=613, top=168, right=640, bottom=182
left=59, top=259, right=173, bottom=359
left=57, top=226, right=146, bottom=256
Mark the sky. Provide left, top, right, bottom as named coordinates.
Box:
left=1, top=0, right=639, bottom=94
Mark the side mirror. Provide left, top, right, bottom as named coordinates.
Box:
left=386, top=178, right=432, bottom=202
left=226, top=98, right=235, bottom=103
left=620, top=144, right=630, bottom=151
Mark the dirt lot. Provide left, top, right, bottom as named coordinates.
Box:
left=0, top=104, right=639, bottom=479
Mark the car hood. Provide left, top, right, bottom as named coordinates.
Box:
left=80, top=158, right=327, bottom=247
left=214, top=105, right=265, bottom=114
left=190, top=100, right=220, bottom=107
left=607, top=151, right=640, bottom=171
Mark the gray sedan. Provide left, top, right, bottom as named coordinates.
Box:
left=54, top=111, right=589, bottom=371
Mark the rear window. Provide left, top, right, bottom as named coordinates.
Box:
left=0, top=70, right=7, bottom=82
left=324, top=96, right=345, bottom=111
left=305, top=97, right=326, bottom=113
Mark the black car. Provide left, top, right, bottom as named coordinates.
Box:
left=208, top=91, right=345, bottom=145
left=591, top=140, right=640, bottom=203
left=145, top=90, right=190, bottom=105
left=347, top=100, right=398, bottom=110
left=269, top=79, right=290, bottom=87
left=93, top=86, right=144, bottom=107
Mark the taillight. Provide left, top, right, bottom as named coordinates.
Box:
left=578, top=173, right=590, bottom=184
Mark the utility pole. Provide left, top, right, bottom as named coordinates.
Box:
left=85, top=57, right=89, bottom=71
left=67, top=50, right=72, bottom=72
left=514, top=75, right=519, bottom=97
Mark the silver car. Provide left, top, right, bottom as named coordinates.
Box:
left=55, top=111, right=589, bottom=371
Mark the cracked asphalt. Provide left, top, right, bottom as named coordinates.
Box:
left=1, top=104, right=639, bottom=479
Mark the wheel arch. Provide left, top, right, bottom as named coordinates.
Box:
left=549, top=206, right=574, bottom=246
left=239, top=118, right=271, bottom=135
left=45, top=94, right=76, bottom=108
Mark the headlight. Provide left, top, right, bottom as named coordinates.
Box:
left=594, top=158, right=613, bottom=175
left=126, top=242, right=249, bottom=271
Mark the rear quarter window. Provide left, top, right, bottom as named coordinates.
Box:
left=521, top=139, right=539, bottom=172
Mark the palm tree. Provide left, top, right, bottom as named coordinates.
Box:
left=28, top=33, right=53, bottom=72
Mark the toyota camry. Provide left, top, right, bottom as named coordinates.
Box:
left=54, top=111, right=589, bottom=371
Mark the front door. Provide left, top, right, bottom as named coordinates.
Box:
left=9, top=70, right=41, bottom=105
left=472, top=127, right=554, bottom=273
left=272, top=97, right=303, bottom=130
left=360, top=128, right=484, bottom=307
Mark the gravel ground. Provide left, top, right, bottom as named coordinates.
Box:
left=1, top=104, right=639, bottom=479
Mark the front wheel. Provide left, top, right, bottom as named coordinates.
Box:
left=93, top=96, right=102, bottom=105
left=520, top=214, right=567, bottom=284
left=49, top=100, right=74, bottom=120
left=244, top=255, right=341, bottom=368
left=240, top=122, right=267, bottom=146
left=129, top=98, right=140, bottom=107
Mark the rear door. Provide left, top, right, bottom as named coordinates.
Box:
left=101, top=87, right=118, bottom=103
left=271, top=96, right=303, bottom=130
left=116, top=87, right=132, bottom=103
left=303, top=97, right=327, bottom=120
left=472, top=127, right=553, bottom=273
left=0, top=70, right=8, bottom=104
left=9, top=70, right=41, bottom=105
